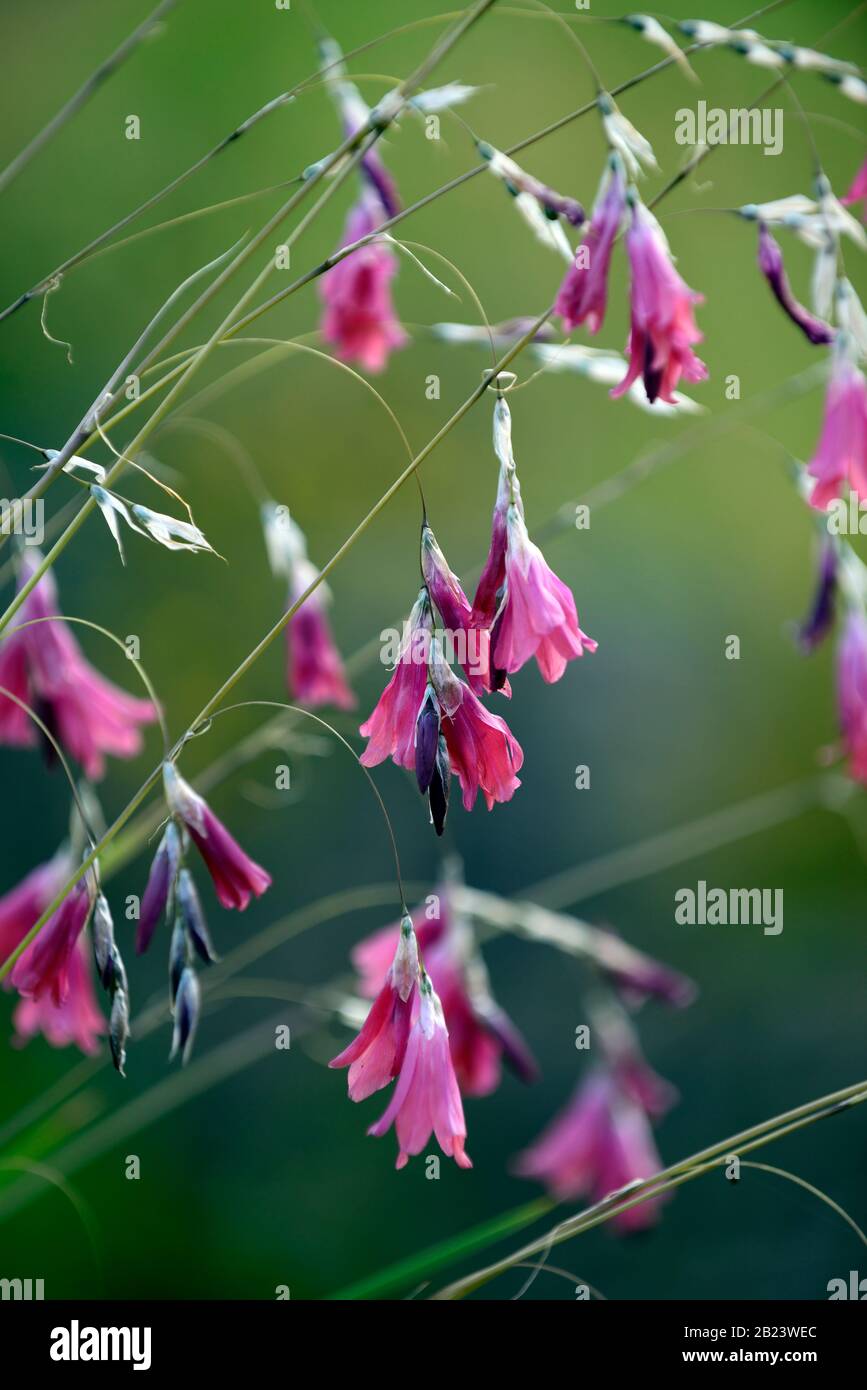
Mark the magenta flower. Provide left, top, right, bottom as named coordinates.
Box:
left=329, top=915, right=418, bottom=1101
left=841, top=157, right=867, bottom=222
left=757, top=223, right=834, bottom=345
left=807, top=352, right=867, bottom=509
left=360, top=589, right=433, bottom=770
left=427, top=640, right=524, bottom=812
left=472, top=398, right=595, bottom=687
left=163, top=763, right=272, bottom=910
left=514, top=1070, right=666, bottom=1231
left=0, top=849, right=70, bottom=963
left=320, top=193, right=408, bottom=373
left=612, top=200, right=707, bottom=405
left=9, top=876, right=94, bottom=1008
left=494, top=506, right=597, bottom=684
left=556, top=156, right=626, bottom=334
left=13, top=938, right=106, bottom=1055
left=367, top=978, right=472, bottom=1170
left=287, top=557, right=355, bottom=711
left=0, top=552, right=156, bottom=778
left=837, top=608, right=867, bottom=783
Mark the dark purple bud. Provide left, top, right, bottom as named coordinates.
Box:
left=758, top=223, right=835, bottom=346
left=170, top=967, right=201, bottom=1065
left=92, top=893, right=116, bottom=989
left=110, top=989, right=130, bottom=1076
left=429, top=735, right=451, bottom=837
left=137, top=821, right=181, bottom=955
left=415, top=688, right=441, bottom=793
left=169, top=917, right=188, bottom=1007
left=797, top=541, right=838, bottom=653
left=177, top=868, right=219, bottom=963
left=489, top=591, right=509, bottom=692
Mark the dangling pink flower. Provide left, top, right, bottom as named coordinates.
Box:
left=472, top=397, right=595, bottom=688
left=163, top=763, right=272, bottom=910
left=287, top=557, right=355, bottom=711
left=13, top=938, right=105, bottom=1055
left=360, top=589, right=432, bottom=770
left=9, top=876, right=94, bottom=1008
left=320, top=193, right=408, bottom=373
left=841, top=157, right=867, bottom=222
left=329, top=915, right=418, bottom=1101
left=514, top=1070, right=666, bottom=1231
left=0, top=551, right=156, bottom=779
left=612, top=199, right=707, bottom=405
left=757, top=223, right=835, bottom=345
left=494, top=506, right=597, bottom=684
left=428, top=640, right=523, bottom=811
left=807, top=351, right=867, bottom=509
left=368, top=978, right=472, bottom=1171
left=350, top=892, right=537, bottom=1097
left=837, top=608, right=867, bottom=782
left=0, top=849, right=70, bottom=962
left=556, top=156, right=626, bottom=334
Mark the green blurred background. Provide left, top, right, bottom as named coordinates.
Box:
left=0, top=0, right=865, bottom=1300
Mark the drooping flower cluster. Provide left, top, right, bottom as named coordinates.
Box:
left=0, top=551, right=156, bottom=778
left=360, top=394, right=594, bottom=834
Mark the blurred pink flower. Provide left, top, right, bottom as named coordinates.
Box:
left=807, top=353, right=867, bottom=509
left=287, top=558, right=355, bottom=711
left=841, top=157, right=867, bottom=222
left=0, top=552, right=156, bottom=779
left=360, top=589, right=432, bottom=770
left=163, top=763, right=272, bottom=910
left=13, top=938, right=105, bottom=1055
left=320, top=194, right=407, bottom=373
left=368, top=980, right=472, bottom=1170
left=556, top=156, right=626, bottom=334
left=515, top=1069, right=666, bottom=1231
left=613, top=200, right=707, bottom=405
left=837, top=608, right=867, bottom=783
left=330, top=916, right=418, bottom=1101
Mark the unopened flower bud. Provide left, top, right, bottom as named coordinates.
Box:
left=170, top=967, right=201, bottom=1065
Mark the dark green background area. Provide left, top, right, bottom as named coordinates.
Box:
left=0, top=0, right=865, bottom=1300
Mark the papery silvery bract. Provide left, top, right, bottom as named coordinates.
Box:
left=598, top=92, right=658, bottom=179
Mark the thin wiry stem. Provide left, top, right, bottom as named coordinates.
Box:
left=332, top=1080, right=867, bottom=1300
left=0, top=0, right=184, bottom=196
left=0, top=0, right=501, bottom=612
left=186, top=701, right=410, bottom=914
left=0, top=0, right=509, bottom=979
left=0, top=6, right=489, bottom=320
left=0, top=234, right=248, bottom=531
